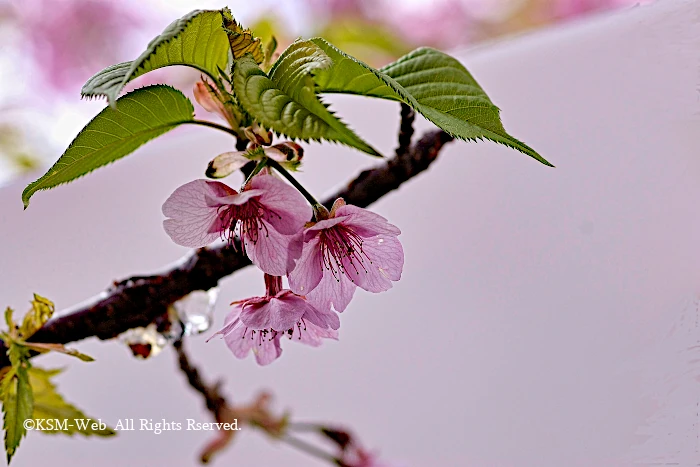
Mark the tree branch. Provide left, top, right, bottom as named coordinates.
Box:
left=174, top=338, right=228, bottom=420
left=396, top=103, right=415, bottom=158
left=174, top=338, right=291, bottom=463
left=1, top=124, right=453, bottom=367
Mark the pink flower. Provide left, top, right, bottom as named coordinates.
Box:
left=208, top=275, right=339, bottom=365
left=162, top=174, right=311, bottom=276
left=288, top=199, right=404, bottom=312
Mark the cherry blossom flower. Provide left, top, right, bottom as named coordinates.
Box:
left=162, top=174, right=311, bottom=276
left=288, top=199, right=404, bottom=312
left=208, top=275, right=339, bottom=365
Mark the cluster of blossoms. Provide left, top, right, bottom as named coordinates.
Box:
left=162, top=82, right=404, bottom=365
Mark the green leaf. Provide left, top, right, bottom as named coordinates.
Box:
left=262, top=35, right=278, bottom=71
left=0, top=369, right=14, bottom=402
left=309, top=38, right=551, bottom=166
left=22, top=85, right=195, bottom=208
left=22, top=343, right=94, bottom=363
left=29, top=367, right=114, bottom=437
left=18, top=295, right=54, bottom=340
left=6, top=345, right=28, bottom=371
left=233, top=41, right=380, bottom=156
left=4, top=308, right=14, bottom=332
left=1, top=355, right=32, bottom=464
left=82, top=9, right=232, bottom=104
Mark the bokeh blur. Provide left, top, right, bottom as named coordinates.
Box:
left=0, top=0, right=641, bottom=185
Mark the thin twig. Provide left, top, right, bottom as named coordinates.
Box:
left=279, top=435, right=340, bottom=464
left=173, top=339, right=227, bottom=419
left=236, top=137, right=258, bottom=180
left=175, top=338, right=346, bottom=465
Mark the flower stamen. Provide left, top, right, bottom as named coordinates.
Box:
left=318, top=225, right=371, bottom=283
left=216, top=198, right=281, bottom=253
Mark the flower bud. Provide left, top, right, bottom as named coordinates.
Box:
left=313, top=204, right=330, bottom=221
left=242, top=122, right=273, bottom=146
left=206, top=151, right=252, bottom=178
left=264, top=142, right=304, bottom=170
left=194, top=79, right=241, bottom=129
left=193, top=80, right=222, bottom=114
left=329, top=198, right=346, bottom=216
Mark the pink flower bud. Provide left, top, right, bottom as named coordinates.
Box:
left=206, top=151, right=252, bottom=179
left=193, top=80, right=223, bottom=114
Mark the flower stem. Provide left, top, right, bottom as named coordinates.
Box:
left=267, top=159, right=321, bottom=208
left=242, top=158, right=268, bottom=187
left=279, top=434, right=340, bottom=465
left=286, top=422, right=325, bottom=432
left=190, top=120, right=240, bottom=138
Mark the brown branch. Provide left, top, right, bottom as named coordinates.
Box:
left=174, top=339, right=287, bottom=463
left=174, top=339, right=228, bottom=420
left=174, top=337, right=237, bottom=464
left=0, top=125, right=453, bottom=367
left=396, top=103, right=415, bottom=158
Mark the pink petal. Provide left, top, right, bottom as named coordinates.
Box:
left=291, top=322, right=339, bottom=347
left=251, top=174, right=312, bottom=234
left=335, top=205, right=401, bottom=237
left=244, top=220, right=301, bottom=276
left=305, top=215, right=349, bottom=233
left=162, top=180, right=234, bottom=217
left=343, top=234, right=404, bottom=293
left=224, top=325, right=282, bottom=366
left=222, top=320, right=254, bottom=358
left=306, top=270, right=357, bottom=313
left=219, top=318, right=283, bottom=366
left=163, top=218, right=224, bottom=248
left=206, top=189, right=264, bottom=207
left=363, top=235, right=404, bottom=282
left=300, top=298, right=341, bottom=330
left=288, top=236, right=324, bottom=294
left=193, top=81, right=222, bottom=114
left=162, top=179, right=234, bottom=248
left=252, top=335, right=283, bottom=366
left=239, top=293, right=307, bottom=331
left=208, top=306, right=283, bottom=365
left=213, top=307, right=256, bottom=359
left=206, top=304, right=242, bottom=343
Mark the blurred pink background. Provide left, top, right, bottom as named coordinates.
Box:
left=2, top=0, right=700, bottom=466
